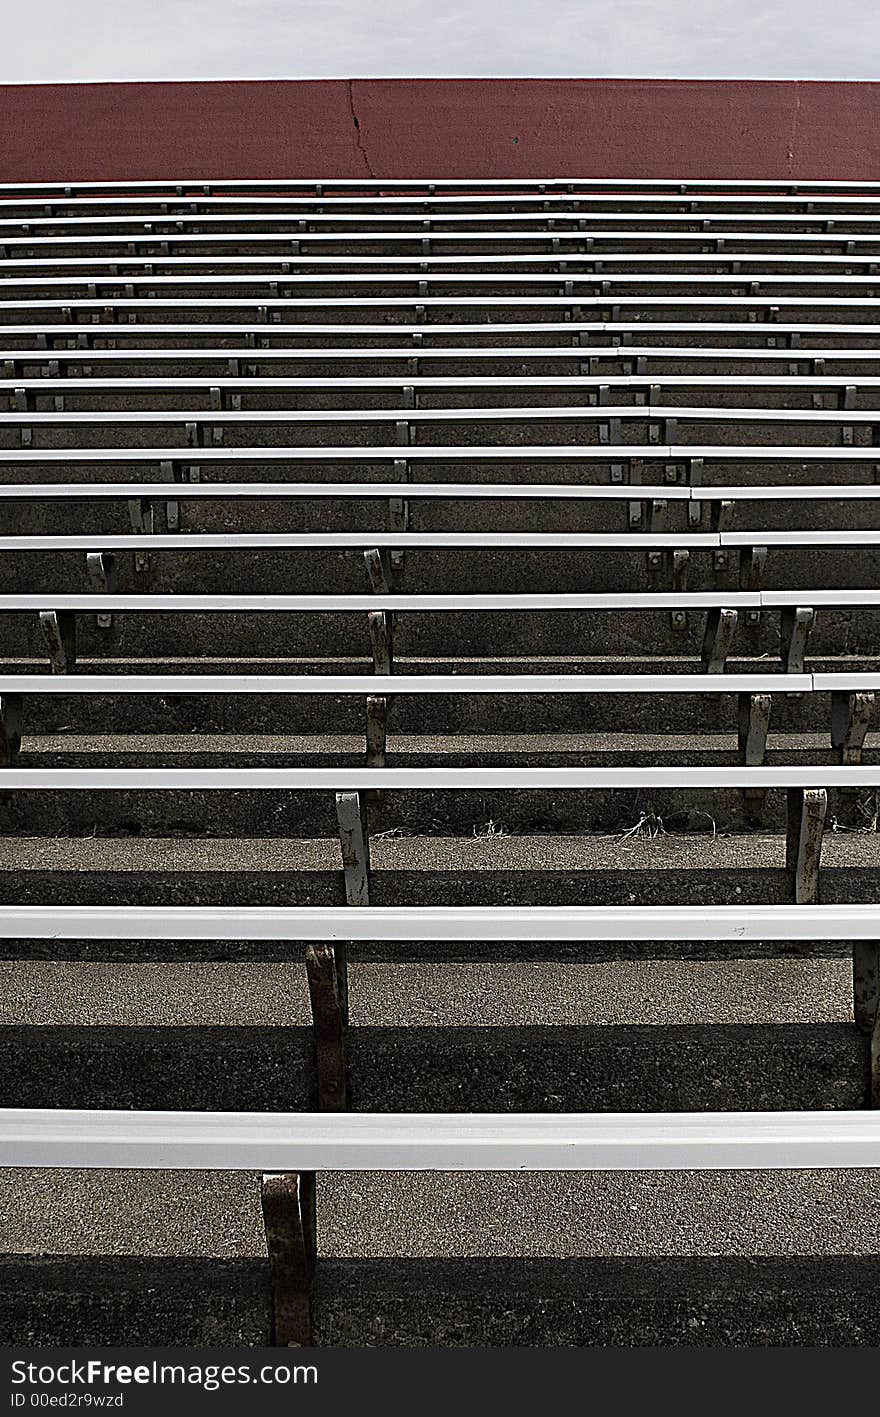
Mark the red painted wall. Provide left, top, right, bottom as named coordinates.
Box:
left=1, top=78, right=879, bottom=181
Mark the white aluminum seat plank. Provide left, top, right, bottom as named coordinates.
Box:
left=5, top=404, right=880, bottom=427
left=8, top=231, right=880, bottom=252
left=0, top=591, right=759, bottom=610
left=7, top=482, right=880, bottom=509
left=0, top=672, right=816, bottom=694
left=0, top=902, right=871, bottom=941
left=0, top=532, right=719, bottom=551
left=9, top=253, right=880, bottom=270
left=6, top=347, right=880, bottom=369
left=8, top=373, right=880, bottom=394
left=1, top=766, right=877, bottom=790
left=7, top=273, right=880, bottom=289
left=5, top=297, right=879, bottom=314
left=3, top=322, right=879, bottom=340
left=4, top=442, right=880, bottom=465
left=10, top=194, right=880, bottom=209
left=4, top=1107, right=880, bottom=1173
left=0, top=590, right=872, bottom=611
left=9, top=213, right=880, bottom=231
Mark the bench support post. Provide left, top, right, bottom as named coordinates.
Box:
left=780, top=607, right=815, bottom=676
left=738, top=693, right=772, bottom=811
left=853, top=942, right=880, bottom=1037
left=305, top=942, right=347, bottom=1109
left=785, top=787, right=828, bottom=904
left=260, top=1170, right=317, bottom=1347
left=831, top=691, right=875, bottom=766
left=38, top=611, right=77, bottom=675
left=335, top=791, right=370, bottom=907
left=0, top=695, right=22, bottom=767
left=701, top=608, right=737, bottom=674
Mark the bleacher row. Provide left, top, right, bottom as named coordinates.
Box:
left=1, top=177, right=880, bottom=1348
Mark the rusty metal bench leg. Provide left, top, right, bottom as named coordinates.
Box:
left=261, top=1170, right=317, bottom=1347
left=785, top=787, right=828, bottom=904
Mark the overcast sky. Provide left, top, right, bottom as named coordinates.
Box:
left=2, top=0, right=878, bottom=84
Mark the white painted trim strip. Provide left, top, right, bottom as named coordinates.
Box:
left=2, top=1107, right=879, bottom=1172
left=5, top=272, right=880, bottom=289
left=3, top=347, right=880, bottom=367
left=3, top=404, right=878, bottom=427
left=7, top=253, right=880, bottom=269
left=0, top=766, right=877, bottom=790
left=0, top=589, right=875, bottom=611
left=7, top=194, right=880, bottom=208
left=0, top=672, right=820, bottom=694
left=2, top=321, right=876, bottom=338
left=7, top=373, right=880, bottom=392
left=0, top=903, right=873, bottom=940
left=1, top=443, right=879, bottom=466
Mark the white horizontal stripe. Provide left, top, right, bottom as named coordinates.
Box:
left=0, top=672, right=819, bottom=694
left=0, top=903, right=873, bottom=940
left=2, top=1108, right=879, bottom=1172
left=0, top=766, right=876, bottom=790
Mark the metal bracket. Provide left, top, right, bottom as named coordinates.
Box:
left=609, top=457, right=642, bottom=528
left=335, top=790, right=371, bottom=907
left=831, top=691, right=875, bottom=765
left=390, top=408, right=414, bottom=575
left=701, top=608, right=738, bottom=675
left=785, top=787, right=828, bottom=904
left=686, top=457, right=704, bottom=528
left=305, top=942, right=347, bottom=1109
left=0, top=695, right=23, bottom=766
left=127, top=498, right=155, bottom=573
left=86, top=551, right=118, bottom=631
left=38, top=611, right=77, bottom=674
left=738, top=546, right=767, bottom=622
left=260, top=1171, right=317, bottom=1347
left=670, top=549, right=690, bottom=631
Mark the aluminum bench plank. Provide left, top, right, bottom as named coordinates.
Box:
left=0, top=903, right=872, bottom=940
left=4, top=443, right=880, bottom=465
left=7, top=273, right=880, bottom=289
left=0, top=589, right=874, bottom=611
left=4, top=322, right=879, bottom=340
left=9, top=253, right=880, bottom=269
left=6, top=298, right=880, bottom=314
left=9, top=231, right=880, bottom=250
left=0, top=533, right=722, bottom=551
left=9, top=374, right=880, bottom=393
left=0, top=592, right=758, bottom=611
left=4, top=1107, right=880, bottom=1172
left=0, top=672, right=817, bottom=694
left=9, top=194, right=880, bottom=208
left=6, top=347, right=880, bottom=368
left=2, top=531, right=872, bottom=551
left=9, top=213, right=880, bottom=231
left=1, top=766, right=877, bottom=790
left=5, top=405, right=880, bottom=428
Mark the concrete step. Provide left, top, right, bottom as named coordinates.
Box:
left=0, top=1021, right=866, bottom=1111
left=5, top=1253, right=880, bottom=1346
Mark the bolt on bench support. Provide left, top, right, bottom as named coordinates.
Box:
left=260, top=1170, right=317, bottom=1347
